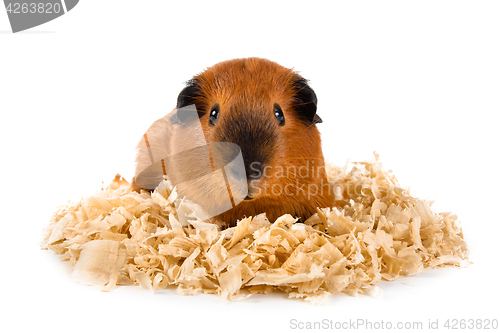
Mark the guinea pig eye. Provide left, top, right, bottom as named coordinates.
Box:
left=209, top=105, right=220, bottom=126
left=274, top=104, right=285, bottom=126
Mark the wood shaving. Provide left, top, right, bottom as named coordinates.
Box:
left=41, top=154, right=469, bottom=304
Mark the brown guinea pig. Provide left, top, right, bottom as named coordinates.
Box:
left=133, top=57, right=333, bottom=227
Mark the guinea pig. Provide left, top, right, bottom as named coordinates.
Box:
left=132, top=57, right=333, bottom=227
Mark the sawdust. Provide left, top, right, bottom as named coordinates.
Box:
left=41, top=154, right=468, bottom=304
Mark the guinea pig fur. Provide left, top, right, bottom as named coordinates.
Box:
left=133, top=57, right=333, bottom=227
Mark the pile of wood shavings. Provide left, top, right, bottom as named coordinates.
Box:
left=41, top=155, right=469, bottom=304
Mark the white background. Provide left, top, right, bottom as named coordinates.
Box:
left=1, top=1, right=499, bottom=332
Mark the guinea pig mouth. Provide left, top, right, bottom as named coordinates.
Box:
left=243, top=195, right=253, bottom=201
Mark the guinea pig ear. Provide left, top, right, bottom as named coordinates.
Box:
left=293, top=77, right=320, bottom=124
left=172, top=79, right=201, bottom=124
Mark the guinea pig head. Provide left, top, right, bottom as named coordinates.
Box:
left=171, top=58, right=332, bottom=225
